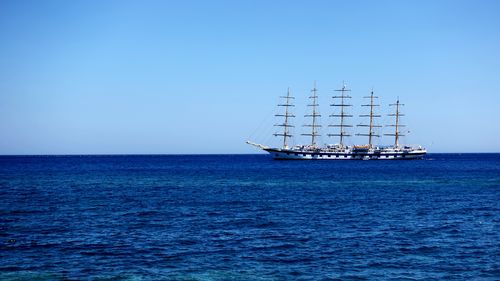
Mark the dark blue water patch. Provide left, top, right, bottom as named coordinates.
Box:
left=0, top=154, right=499, bottom=280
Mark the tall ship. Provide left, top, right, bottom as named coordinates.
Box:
left=247, top=82, right=426, bottom=160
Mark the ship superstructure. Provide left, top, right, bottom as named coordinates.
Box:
left=247, top=82, right=426, bottom=160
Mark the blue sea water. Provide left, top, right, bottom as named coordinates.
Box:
left=0, top=154, right=499, bottom=280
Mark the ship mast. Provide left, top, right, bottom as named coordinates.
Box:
left=384, top=98, right=406, bottom=148
left=302, top=81, right=321, bottom=147
left=328, top=82, right=352, bottom=147
left=356, top=89, right=381, bottom=147
left=274, top=88, right=295, bottom=149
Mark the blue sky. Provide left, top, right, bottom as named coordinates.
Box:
left=0, top=0, right=499, bottom=154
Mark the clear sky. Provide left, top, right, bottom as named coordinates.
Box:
left=0, top=0, right=499, bottom=154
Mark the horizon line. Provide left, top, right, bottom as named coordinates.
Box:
left=0, top=152, right=499, bottom=157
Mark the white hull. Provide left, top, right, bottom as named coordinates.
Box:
left=264, top=148, right=426, bottom=160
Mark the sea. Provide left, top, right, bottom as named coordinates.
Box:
left=0, top=154, right=499, bottom=280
